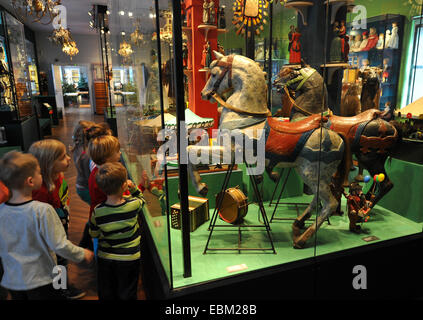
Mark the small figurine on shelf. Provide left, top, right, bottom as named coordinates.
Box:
left=359, top=31, right=369, bottom=51
left=376, top=33, right=385, bottom=50
left=361, top=27, right=378, bottom=51
left=350, top=34, right=362, bottom=52
left=330, top=21, right=343, bottom=62
left=217, top=42, right=225, bottom=55
left=385, top=29, right=391, bottom=48
left=218, top=5, right=226, bottom=29
left=345, top=182, right=372, bottom=233
left=382, top=57, right=390, bottom=83
left=202, top=0, right=216, bottom=25
left=289, top=27, right=301, bottom=65
left=288, top=25, right=295, bottom=53
left=182, top=42, right=188, bottom=69
left=339, top=21, right=349, bottom=62
left=201, top=41, right=213, bottom=69
left=387, top=22, right=399, bottom=49
left=181, top=1, right=187, bottom=27
left=359, top=58, right=370, bottom=72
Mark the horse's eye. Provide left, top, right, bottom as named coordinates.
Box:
left=212, top=73, right=216, bottom=78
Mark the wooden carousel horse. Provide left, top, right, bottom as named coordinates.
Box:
left=187, top=53, right=347, bottom=249
left=274, top=65, right=401, bottom=209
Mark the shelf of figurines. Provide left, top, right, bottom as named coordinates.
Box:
left=182, top=25, right=227, bottom=38
left=284, top=1, right=314, bottom=8
left=323, top=0, right=354, bottom=4
left=320, top=62, right=350, bottom=68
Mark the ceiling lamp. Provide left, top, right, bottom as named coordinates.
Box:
left=62, top=41, right=79, bottom=59
left=130, top=25, right=144, bottom=46
left=118, top=40, right=133, bottom=58
left=49, top=26, right=79, bottom=59
left=12, top=0, right=61, bottom=24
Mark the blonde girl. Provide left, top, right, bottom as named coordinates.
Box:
left=29, top=139, right=85, bottom=299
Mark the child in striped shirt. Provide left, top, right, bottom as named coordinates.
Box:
left=89, top=162, right=144, bottom=300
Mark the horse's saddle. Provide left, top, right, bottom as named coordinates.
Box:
left=327, top=109, right=381, bottom=140
left=267, top=113, right=327, bottom=134
left=327, top=109, right=396, bottom=153
left=265, top=114, right=325, bottom=162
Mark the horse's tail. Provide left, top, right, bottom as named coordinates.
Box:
left=334, top=131, right=351, bottom=188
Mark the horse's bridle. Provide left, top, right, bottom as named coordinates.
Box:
left=209, top=55, right=272, bottom=117
left=282, top=68, right=317, bottom=116
left=209, top=55, right=234, bottom=97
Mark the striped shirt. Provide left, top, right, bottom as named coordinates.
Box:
left=89, top=187, right=144, bottom=261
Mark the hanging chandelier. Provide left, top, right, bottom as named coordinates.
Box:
left=130, top=26, right=144, bottom=46
left=62, top=40, right=79, bottom=59
left=118, top=40, right=133, bottom=58
left=49, top=26, right=79, bottom=59
left=12, top=0, right=61, bottom=24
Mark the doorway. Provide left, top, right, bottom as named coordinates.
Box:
left=51, top=64, right=95, bottom=114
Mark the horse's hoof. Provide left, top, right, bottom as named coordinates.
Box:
left=198, top=184, right=209, bottom=197
left=292, top=224, right=302, bottom=242
left=354, top=174, right=364, bottom=182
left=349, top=225, right=361, bottom=234
left=293, top=240, right=305, bottom=249
left=269, top=172, right=279, bottom=183
left=255, top=175, right=263, bottom=184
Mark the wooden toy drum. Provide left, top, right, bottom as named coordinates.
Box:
left=216, top=187, right=248, bottom=224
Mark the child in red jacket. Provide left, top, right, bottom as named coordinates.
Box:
left=29, top=139, right=86, bottom=300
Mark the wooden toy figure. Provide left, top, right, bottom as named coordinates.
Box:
left=339, top=20, right=349, bottom=62
left=361, top=27, right=378, bottom=51
left=203, top=0, right=215, bottom=25
left=330, top=21, right=343, bottom=62
left=382, top=58, right=390, bottom=83
left=359, top=31, right=369, bottom=51
left=376, top=33, right=385, bottom=50
left=350, top=34, right=362, bottom=52
left=345, top=182, right=371, bottom=233
left=387, top=22, right=399, bottom=49
left=182, top=42, right=188, bottom=69
left=385, top=29, right=391, bottom=48
left=289, top=27, right=301, bottom=64
left=288, top=25, right=295, bottom=53
left=201, top=41, right=212, bottom=68
left=218, top=5, right=226, bottom=29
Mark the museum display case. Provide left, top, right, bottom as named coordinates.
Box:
left=107, top=0, right=423, bottom=299
left=0, top=8, right=43, bottom=152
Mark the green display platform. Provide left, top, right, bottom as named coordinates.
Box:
left=143, top=194, right=422, bottom=291
left=376, top=158, right=423, bottom=223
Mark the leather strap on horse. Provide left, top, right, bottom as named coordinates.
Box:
left=212, top=93, right=272, bottom=117
left=212, top=55, right=235, bottom=94
left=284, top=86, right=313, bottom=116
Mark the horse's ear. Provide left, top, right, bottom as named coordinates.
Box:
left=213, top=50, right=224, bottom=60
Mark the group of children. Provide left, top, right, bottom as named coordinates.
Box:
left=0, top=121, right=145, bottom=300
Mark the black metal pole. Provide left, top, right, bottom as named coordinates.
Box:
left=172, top=0, right=191, bottom=278
left=267, top=3, right=273, bottom=110
left=154, top=0, right=173, bottom=289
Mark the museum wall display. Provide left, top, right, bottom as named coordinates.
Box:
left=102, top=0, right=423, bottom=299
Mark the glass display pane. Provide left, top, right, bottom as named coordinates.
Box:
left=25, top=40, right=39, bottom=96
left=108, top=0, right=423, bottom=294
left=5, top=12, right=31, bottom=117
left=108, top=0, right=173, bottom=285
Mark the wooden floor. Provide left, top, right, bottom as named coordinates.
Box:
left=2, top=106, right=146, bottom=300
